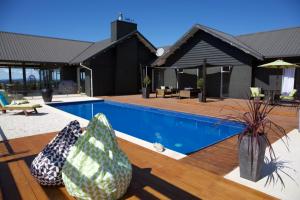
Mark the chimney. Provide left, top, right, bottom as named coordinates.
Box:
left=111, top=14, right=137, bottom=42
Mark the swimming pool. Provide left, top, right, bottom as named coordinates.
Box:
left=50, top=100, right=243, bottom=154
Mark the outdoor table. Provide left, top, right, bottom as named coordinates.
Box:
left=263, top=89, right=280, bottom=104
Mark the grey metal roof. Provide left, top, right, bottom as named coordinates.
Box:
left=0, top=30, right=156, bottom=65
left=70, top=39, right=112, bottom=64
left=70, top=31, right=157, bottom=64
left=0, top=31, right=93, bottom=63
left=236, top=27, right=300, bottom=58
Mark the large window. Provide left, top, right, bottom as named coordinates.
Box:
left=11, top=67, right=24, bottom=91
left=0, top=67, right=9, bottom=89
left=26, top=68, right=40, bottom=90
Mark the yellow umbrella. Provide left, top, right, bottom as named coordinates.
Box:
left=258, top=59, right=299, bottom=91
left=258, top=59, right=299, bottom=69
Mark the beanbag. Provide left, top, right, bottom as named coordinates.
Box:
left=31, top=120, right=82, bottom=186
left=62, top=113, right=132, bottom=200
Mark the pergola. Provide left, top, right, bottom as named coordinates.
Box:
left=150, top=59, right=213, bottom=101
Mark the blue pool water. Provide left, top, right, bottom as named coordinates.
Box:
left=51, top=100, right=244, bottom=154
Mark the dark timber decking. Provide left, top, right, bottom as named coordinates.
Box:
left=99, top=94, right=298, bottom=176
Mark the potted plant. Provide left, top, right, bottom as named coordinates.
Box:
left=226, top=99, right=287, bottom=182
left=142, top=75, right=151, bottom=98
left=197, top=78, right=204, bottom=102
left=41, top=82, right=53, bottom=102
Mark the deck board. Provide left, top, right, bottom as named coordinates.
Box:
left=99, top=95, right=298, bottom=175
left=0, top=132, right=276, bottom=200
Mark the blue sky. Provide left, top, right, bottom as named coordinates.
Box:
left=0, top=0, right=299, bottom=47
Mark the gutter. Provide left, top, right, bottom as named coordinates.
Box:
left=80, top=63, right=93, bottom=97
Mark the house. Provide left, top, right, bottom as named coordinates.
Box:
left=152, top=25, right=300, bottom=99
left=0, top=19, right=157, bottom=96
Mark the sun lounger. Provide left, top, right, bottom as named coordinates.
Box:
left=0, top=91, right=42, bottom=116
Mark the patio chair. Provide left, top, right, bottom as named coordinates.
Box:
left=250, top=87, right=265, bottom=99
left=280, top=89, right=297, bottom=101
left=0, top=91, right=42, bottom=116
left=156, top=86, right=173, bottom=98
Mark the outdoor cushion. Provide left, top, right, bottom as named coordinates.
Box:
left=31, top=120, right=83, bottom=186
left=62, top=113, right=132, bottom=200
left=289, top=89, right=297, bottom=97
left=10, top=99, right=29, bottom=105
left=0, top=91, right=9, bottom=106
left=280, top=89, right=297, bottom=100
left=250, top=87, right=264, bottom=97
left=4, top=103, right=42, bottom=110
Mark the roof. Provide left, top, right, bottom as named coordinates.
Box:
left=236, top=27, right=300, bottom=58
left=70, top=31, right=157, bottom=64
left=0, top=31, right=93, bottom=63
left=195, top=24, right=263, bottom=59
left=152, top=24, right=263, bottom=66
left=0, top=31, right=156, bottom=65
left=152, top=25, right=300, bottom=67
left=70, top=39, right=112, bottom=64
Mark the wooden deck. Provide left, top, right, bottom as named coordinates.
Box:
left=99, top=94, right=298, bottom=175
left=0, top=132, right=276, bottom=200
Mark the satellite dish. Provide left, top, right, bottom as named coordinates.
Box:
left=156, top=48, right=165, bottom=57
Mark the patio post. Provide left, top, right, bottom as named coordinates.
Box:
left=8, top=67, right=12, bottom=83
left=77, top=66, right=81, bottom=93
left=202, top=59, right=207, bottom=102
left=22, top=66, right=27, bottom=92
left=151, top=68, right=154, bottom=92
left=175, top=69, right=179, bottom=89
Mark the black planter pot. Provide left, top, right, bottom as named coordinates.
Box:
left=41, top=88, right=53, bottom=102
left=239, top=135, right=267, bottom=182
left=142, top=87, right=150, bottom=98
left=198, top=92, right=203, bottom=102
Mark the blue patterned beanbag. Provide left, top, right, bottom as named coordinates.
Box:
left=31, top=120, right=83, bottom=186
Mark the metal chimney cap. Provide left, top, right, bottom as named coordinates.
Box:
left=118, top=12, right=123, bottom=21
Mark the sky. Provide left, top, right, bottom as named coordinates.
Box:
left=0, top=0, right=299, bottom=48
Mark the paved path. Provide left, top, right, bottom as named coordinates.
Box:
left=0, top=95, right=94, bottom=141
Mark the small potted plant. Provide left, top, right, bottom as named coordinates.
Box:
left=226, top=99, right=287, bottom=182
left=197, top=78, right=204, bottom=102
left=41, top=82, right=53, bottom=102
left=142, top=75, right=151, bottom=98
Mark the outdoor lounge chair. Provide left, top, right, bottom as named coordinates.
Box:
left=156, top=86, right=174, bottom=98
left=250, top=87, right=265, bottom=99
left=0, top=91, right=42, bottom=116
left=280, top=89, right=297, bottom=101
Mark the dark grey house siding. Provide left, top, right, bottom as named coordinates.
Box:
left=164, top=69, right=177, bottom=88
left=165, top=30, right=254, bottom=68
left=61, top=67, right=77, bottom=81
left=115, top=37, right=138, bottom=94
left=228, top=65, right=252, bottom=98
left=90, top=50, right=116, bottom=96
left=157, top=30, right=255, bottom=98
left=85, top=36, right=155, bottom=96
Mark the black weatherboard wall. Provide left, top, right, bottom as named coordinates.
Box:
left=84, top=20, right=156, bottom=96
left=160, top=29, right=255, bottom=98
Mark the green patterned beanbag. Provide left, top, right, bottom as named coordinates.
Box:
left=62, top=113, right=132, bottom=200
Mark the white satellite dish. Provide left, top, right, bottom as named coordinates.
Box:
left=156, top=48, right=165, bottom=57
